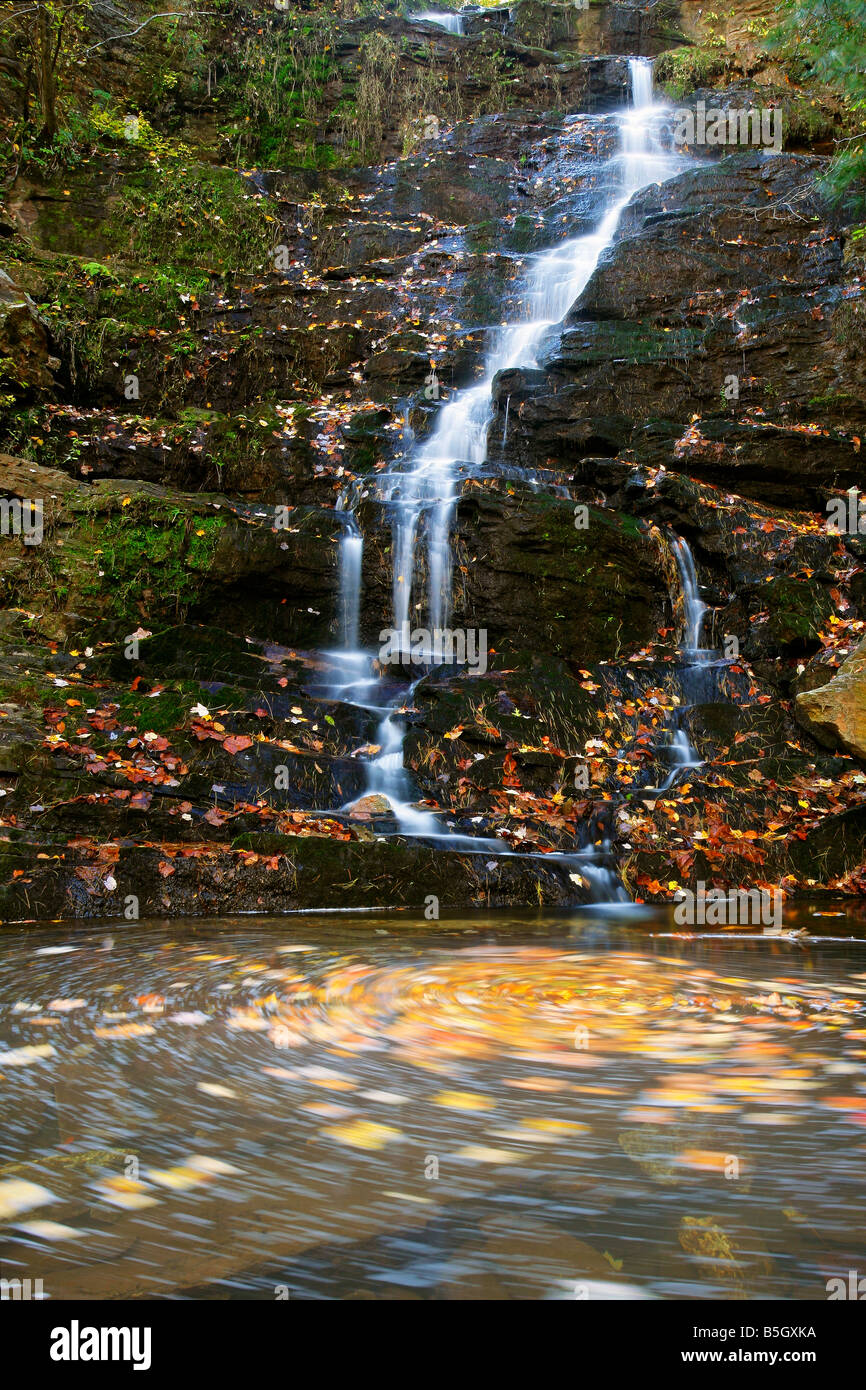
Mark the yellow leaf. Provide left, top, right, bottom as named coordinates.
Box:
left=322, top=1121, right=400, bottom=1151
left=433, top=1090, right=493, bottom=1111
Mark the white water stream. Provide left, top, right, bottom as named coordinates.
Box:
left=324, top=60, right=694, bottom=897
left=409, top=10, right=465, bottom=34
left=655, top=534, right=721, bottom=792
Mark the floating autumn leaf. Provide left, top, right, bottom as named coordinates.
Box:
left=322, top=1120, right=401, bottom=1151
left=0, top=1178, right=55, bottom=1220
left=93, top=1022, right=156, bottom=1039
left=433, top=1090, right=494, bottom=1112
left=223, top=735, right=253, bottom=754
left=95, top=1177, right=158, bottom=1211
left=197, top=1082, right=238, bottom=1100
left=455, top=1145, right=522, bottom=1164
left=0, top=1043, right=55, bottom=1066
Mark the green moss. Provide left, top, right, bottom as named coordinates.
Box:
left=0, top=674, right=58, bottom=710
left=105, top=623, right=266, bottom=686
left=655, top=46, right=730, bottom=100
left=782, top=95, right=836, bottom=145
left=808, top=390, right=858, bottom=410
left=72, top=501, right=224, bottom=629
left=763, top=576, right=834, bottom=650
left=112, top=678, right=246, bottom=734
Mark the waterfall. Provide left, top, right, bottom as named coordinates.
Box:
left=410, top=10, right=464, bottom=34
left=334, top=483, right=364, bottom=654
left=380, top=57, right=682, bottom=635
left=401, top=406, right=414, bottom=455
left=628, top=55, right=654, bottom=111
left=670, top=535, right=707, bottom=653
left=326, top=59, right=691, bottom=893
left=655, top=534, right=717, bottom=791
left=337, top=532, right=363, bottom=650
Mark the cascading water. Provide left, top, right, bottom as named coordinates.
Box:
left=671, top=534, right=707, bottom=653
left=410, top=10, right=464, bottom=34
left=381, top=56, right=681, bottom=643
left=656, top=534, right=718, bottom=790
left=326, top=59, right=690, bottom=896
left=627, top=53, right=654, bottom=111
left=335, top=486, right=363, bottom=652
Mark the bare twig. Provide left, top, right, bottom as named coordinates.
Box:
left=79, top=9, right=218, bottom=57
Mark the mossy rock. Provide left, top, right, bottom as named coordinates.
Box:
left=763, top=577, right=835, bottom=652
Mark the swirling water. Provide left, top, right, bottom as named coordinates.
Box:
left=1, top=907, right=865, bottom=1299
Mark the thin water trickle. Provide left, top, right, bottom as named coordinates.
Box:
left=671, top=534, right=708, bottom=653
left=654, top=533, right=722, bottom=792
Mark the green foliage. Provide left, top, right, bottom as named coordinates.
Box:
left=113, top=163, right=278, bottom=276
left=81, top=105, right=191, bottom=160
left=0, top=0, right=90, bottom=139
left=770, top=0, right=866, bottom=210
left=29, top=257, right=206, bottom=409
left=654, top=45, right=730, bottom=100
left=219, top=14, right=342, bottom=167
left=341, top=31, right=456, bottom=158
left=80, top=260, right=117, bottom=282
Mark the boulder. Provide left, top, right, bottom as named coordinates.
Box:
left=795, top=639, right=866, bottom=761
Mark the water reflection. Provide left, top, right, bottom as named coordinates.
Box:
left=1, top=906, right=865, bottom=1299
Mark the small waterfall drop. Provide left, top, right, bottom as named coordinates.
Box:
left=331, top=482, right=365, bottom=683
left=627, top=55, right=654, bottom=111
left=656, top=534, right=717, bottom=791
left=410, top=10, right=464, bottom=34
left=671, top=534, right=708, bottom=654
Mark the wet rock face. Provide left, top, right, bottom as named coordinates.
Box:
left=504, top=153, right=864, bottom=506
left=0, top=269, right=57, bottom=398
left=353, top=479, right=668, bottom=663
left=0, top=834, right=580, bottom=920
left=467, top=0, right=686, bottom=59
left=448, top=484, right=666, bottom=666
left=0, top=456, right=344, bottom=650
left=1, top=6, right=865, bottom=918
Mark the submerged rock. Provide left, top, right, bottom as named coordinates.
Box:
left=347, top=794, right=393, bottom=819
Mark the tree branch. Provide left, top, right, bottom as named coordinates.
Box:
left=79, top=9, right=218, bottom=56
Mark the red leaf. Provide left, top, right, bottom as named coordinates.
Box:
left=223, top=735, right=253, bottom=754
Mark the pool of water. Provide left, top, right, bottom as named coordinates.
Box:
left=1, top=905, right=865, bottom=1299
